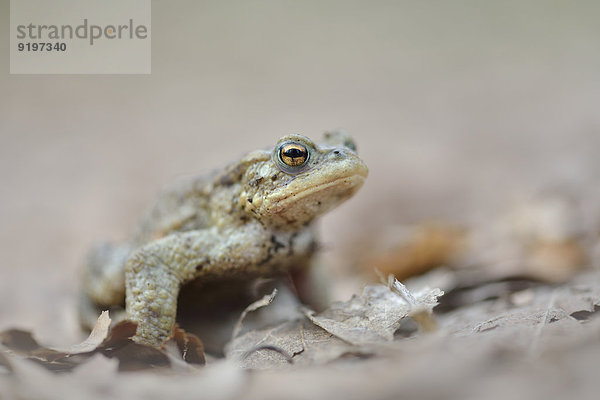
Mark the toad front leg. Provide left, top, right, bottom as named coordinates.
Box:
left=125, top=226, right=279, bottom=347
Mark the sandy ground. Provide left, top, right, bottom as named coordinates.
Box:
left=1, top=1, right=600, bottom=398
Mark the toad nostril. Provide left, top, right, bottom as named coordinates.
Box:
left=333, top=150, right=340, bottom=155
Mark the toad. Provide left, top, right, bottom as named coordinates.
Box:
left=80, top=131, right=368, bottom=347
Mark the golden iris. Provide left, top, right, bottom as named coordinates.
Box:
left=279, top=143, right=309, bottom=167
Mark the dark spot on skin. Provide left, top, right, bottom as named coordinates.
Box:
left=257, top=253, right=272, bottom=266
left=239, top=215, right=249, bottom=222
left=194, top=256, right=209, bottom=272
left=270, top=235, right=286, bottom=252
left=249, top=177, right=263, bottom=187
left=247, top=197, right=253, bottom=203
left=259, top=235, right=289, bottom=266
left=317, top=201, right=321, bottom=206
left=271, top=174, right=278, bottom=181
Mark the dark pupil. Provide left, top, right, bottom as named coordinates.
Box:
left=283, top=147, right=305, bottom=159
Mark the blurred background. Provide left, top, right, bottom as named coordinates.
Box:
left=1, top=0, right=599, bottom=346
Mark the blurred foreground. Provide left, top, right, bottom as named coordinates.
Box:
left=1, top=1, right=600, bottom=399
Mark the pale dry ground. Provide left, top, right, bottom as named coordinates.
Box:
left=1, top=1, right=600, bottom=399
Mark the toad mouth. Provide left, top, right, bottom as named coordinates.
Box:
left=271, top=170, right=368, bottom=208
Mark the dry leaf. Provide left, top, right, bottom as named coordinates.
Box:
left=231, top=288, right=278, bottom=340
left=361, top=222, right=467, bottom=280
left=226, top=277, right=443, bottom=367
left=171, top=325, right=206, bottom=366
left=302, top=279, right=443, bottom=345
left=226, top=319, right=357, bottom=368
left=0, top=312, right=205, bottom=372
left=0, top=312, right=112, bottom=372
left=62, top=310, right=111, bottom=354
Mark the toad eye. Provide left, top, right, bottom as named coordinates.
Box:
left=279, top=143, right=309, bottom=168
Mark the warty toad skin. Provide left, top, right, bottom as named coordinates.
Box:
left=80, top=130, right=368, bottom=347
